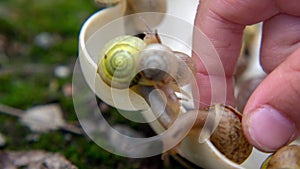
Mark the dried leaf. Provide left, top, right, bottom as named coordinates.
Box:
left=21, top=104, right=66, bottom=133
left=0, top=150, right=77, bottom=169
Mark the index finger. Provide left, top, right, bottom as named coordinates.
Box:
left=193, top=0, right=278, bottom=108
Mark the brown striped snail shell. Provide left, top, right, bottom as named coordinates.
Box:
left=261, top=145, right=300, bottom=169
left=208, top=105, right=253, bottom=164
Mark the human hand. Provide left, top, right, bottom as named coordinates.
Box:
left=193, top=0, right=300, bottom=152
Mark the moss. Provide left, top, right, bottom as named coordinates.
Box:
left=0, top=75, right=50, bottom=108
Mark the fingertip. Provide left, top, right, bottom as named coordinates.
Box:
left=243, top=105, right=298, bottom=152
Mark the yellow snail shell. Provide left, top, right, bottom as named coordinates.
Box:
left=137, top=43, right=179, bottom=82
left=97, top=35, right=146, bottom=89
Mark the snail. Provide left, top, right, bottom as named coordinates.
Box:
left=137, top=43, right=179, bottom=83
left=207, top=105, right=253, bottom=164
left=139, top=29, right=196, bottom=86
left=261, top=145, right=300, bottom=169
left=94, top=0, right=167, bottom=33
left=125, top=0, right=167, bottom=33
left=94, top=0, right=120, bottom=7
left=126, top=0, right=167, bottom=14
left=97, top=35, right=146, bottom=89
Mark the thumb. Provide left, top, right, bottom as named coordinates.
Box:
left=242, top=48, right=300, bottom=152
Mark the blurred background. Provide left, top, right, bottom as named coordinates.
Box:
left=0, top=0, right=188, bottom=168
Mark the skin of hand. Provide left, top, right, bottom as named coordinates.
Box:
left=193, top=0, right=300, bottom=152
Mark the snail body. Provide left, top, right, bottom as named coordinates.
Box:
left=97, top=35, right=146, bottom=89
left=143, top=30, right=162, bottom=44
left=173, top=51, right=196, bottom=86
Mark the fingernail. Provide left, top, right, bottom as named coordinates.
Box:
left=246, top=105, right=297, bottom=152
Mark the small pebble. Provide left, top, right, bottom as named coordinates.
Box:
left=54, top=65, right=71, bottom=78
left=34, top=32, right=55, bottom=49
left=0, top=132, right=6, bottom=147
left=63, top=84, right=73, bottom=96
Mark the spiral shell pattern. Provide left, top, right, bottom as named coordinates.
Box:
left=97, top=35, right=146, bottom=89
left=137, top=43, right=179, bottom=82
